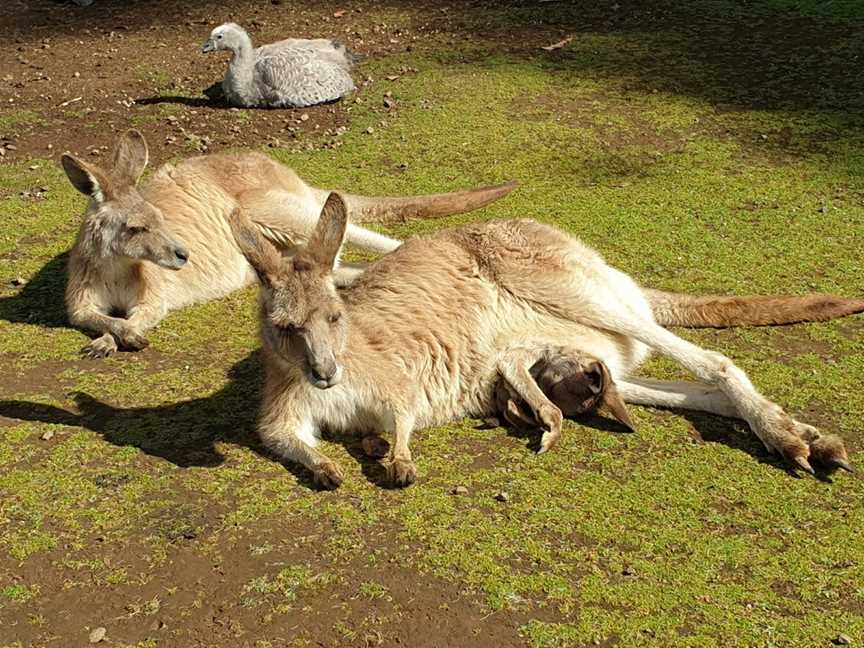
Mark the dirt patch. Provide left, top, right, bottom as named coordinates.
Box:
left=1, top=518, right=539, bottom=648
left=0, top=0, right=431, bottom=167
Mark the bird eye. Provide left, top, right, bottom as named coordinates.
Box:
left=217, top=34, right=223, bottom=39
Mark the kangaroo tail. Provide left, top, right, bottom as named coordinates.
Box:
left=326, top=181, right=517, bottom=224
left=645, top=289, right=864, bottom=328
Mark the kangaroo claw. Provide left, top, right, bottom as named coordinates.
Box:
left=831, top=459, right=854, bottom=473
left=793, top=455, right=815, bottom=475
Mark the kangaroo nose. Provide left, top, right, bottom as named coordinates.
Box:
left=174, top=247, right=189, bottom=264
left=307, top=359, right=341, bottom=389
left=309, top=366, right=328, bottom=383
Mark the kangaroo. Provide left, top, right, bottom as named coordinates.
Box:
left=230, top=193, right=859, bottom=489
left=61, top=130, right=516, bottom=358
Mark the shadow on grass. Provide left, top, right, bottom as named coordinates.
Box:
left=0, top=350, right=392, bottom=490
left=0, top=345, right=840, bottom=485
left=0, top=252, right=69, bottom=328
left=479, top=401, right=831, bottom=479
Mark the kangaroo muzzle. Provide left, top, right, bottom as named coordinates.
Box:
left=305, top=351, right=342, bottom=390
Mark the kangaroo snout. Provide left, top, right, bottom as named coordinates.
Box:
left=306, top=354, right=342, bottom=390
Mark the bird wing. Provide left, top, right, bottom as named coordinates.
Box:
left=254, top=45, right=355, bottom=107
left=263, top=38, right=355, bottom=68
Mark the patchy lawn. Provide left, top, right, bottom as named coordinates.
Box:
left=0, top=1, right=862, bottom=646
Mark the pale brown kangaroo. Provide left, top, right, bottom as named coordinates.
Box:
left=62, top=130, right=516, bottom=357
left=231, top=193, right=859, bottom=489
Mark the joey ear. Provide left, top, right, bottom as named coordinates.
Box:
left=61, top=154, right=113, bottom=203
left=111, top=129, right=149, bottom=186
left=308, top=192, right=348, bottom=270
left=227, top=207, right=283, bottom=287
left=589, top=361, right=636, bottom=433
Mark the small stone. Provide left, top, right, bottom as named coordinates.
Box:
left=451, top=486, right=468, bottom=495
left=494, top=491, right=509, bottom=503
left=74, top=71, right=81, bottom=78
left=299, top=113, right=309, bottom=122
left=5, top=144, right=17, bottom=151
left=365, top=126, right=374, bottom=134
left=28, top=164, right=38, bottom=170
left=834, top=634, right=852, bottom=646
left=383, top=97, right=394, bottom=109
left=622, top=565, right=636, bottom=576
left=11, top=276, right=26, bottom=286
left=89, top=627, right=107, bottom=643
left=40, top=430, right=54, bottom=441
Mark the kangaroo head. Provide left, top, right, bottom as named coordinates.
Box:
left=533, top=355, right=635, bottom=432
left=61, top=130, right=189, bottom=270
left=230, top=193, right=349, bottom=390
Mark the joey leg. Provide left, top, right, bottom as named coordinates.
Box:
left=497, top=349, right=564, bottom=453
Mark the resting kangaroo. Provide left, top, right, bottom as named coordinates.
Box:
left=61, top=130, right=515, bottom=357
left=231, top=194, right=860, bottom=488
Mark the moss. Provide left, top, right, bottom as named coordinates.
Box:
left=0, top=110, right=41, bottom=131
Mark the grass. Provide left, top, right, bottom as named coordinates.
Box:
left=0, top=110, right=41, bottom=131
left=1, top=0, right=863, bottom=646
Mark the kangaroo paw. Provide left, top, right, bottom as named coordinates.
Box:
left=537, top=403, right=563, bottom=454
left=312, top=460, right=344, bottom=490
left=81, top=333, right=117, bottom=359
left=387, top=458, right=417, bottom=488
left=118, top=331, right=150, bottom=351
left=361, top=435, right=390, bottom=459
left=792, top=421, right=853, bottom=473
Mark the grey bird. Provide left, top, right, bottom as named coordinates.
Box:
left=201, top=22, right=359, bottom=109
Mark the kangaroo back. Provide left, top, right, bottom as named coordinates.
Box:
left=645, top=289, right=864, bottom=328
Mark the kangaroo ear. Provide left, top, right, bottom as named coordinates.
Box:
left=590, top=361, right=636, bottom=433
left=228, top=207, right=283, bottom=287
left=308, top=192, right=348, bottom=270
left=61, top=154, right=114, bottom=203
left=111, top=129, right=149, bottom=186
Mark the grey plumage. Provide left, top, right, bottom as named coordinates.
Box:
left=202, top=23, right=358, bottom=109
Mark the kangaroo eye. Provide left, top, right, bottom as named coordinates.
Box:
left=127, top=225, right=149, bottom=235
left=278, top=323, right=305, bottom=335
left=329, top=313, right=342, bottom=324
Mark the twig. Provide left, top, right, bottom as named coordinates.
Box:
left=541, top=36, right=573, bottom=51
left=58, top=96, right=83, bottom=107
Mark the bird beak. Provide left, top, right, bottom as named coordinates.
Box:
left=201, top=40, right=215, bottom=53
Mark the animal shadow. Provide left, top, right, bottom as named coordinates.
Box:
left=0, top=252, right=69, bottom=328
left=0, top=350, right=390, bottom=490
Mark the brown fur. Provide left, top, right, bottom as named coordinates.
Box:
left=646, top=289, right=864, bottom=327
